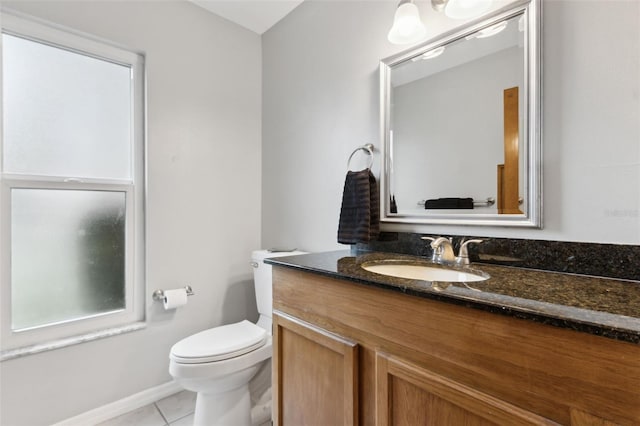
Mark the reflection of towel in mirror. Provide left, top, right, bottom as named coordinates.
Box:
left=337, top=169, right=380, bottom=244
left=425, top=197, right=474, bottom=209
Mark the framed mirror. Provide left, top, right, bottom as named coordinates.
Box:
left=379, top=0, right=541, bottom=227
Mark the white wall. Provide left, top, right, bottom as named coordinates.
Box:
left=0, top=2, right=262, bottom=425
left=262, top=0, right=640, bottom=250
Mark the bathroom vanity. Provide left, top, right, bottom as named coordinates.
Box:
left=268, top=251, right=640, bottom=426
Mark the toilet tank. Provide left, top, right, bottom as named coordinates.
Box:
left=251, top=250, right=306, bottom=321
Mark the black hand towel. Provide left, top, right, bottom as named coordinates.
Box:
left=337, top=169, right=380, bottom=244
left=425, top=197, right=474, bottom=209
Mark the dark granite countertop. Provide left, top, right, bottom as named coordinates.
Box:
left=266, top=250, right=640, bottom=344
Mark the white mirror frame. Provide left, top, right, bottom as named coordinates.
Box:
left=379, top=0, right=541, bottom=228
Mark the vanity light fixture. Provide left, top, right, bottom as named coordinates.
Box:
left=387, top=0, right=427, bottom=45
left=411, top=46, right=446, bottom=61
left=475, top=20, right=508, bottom=38
left=421, top=46, right=445, bottom=58
left=431, top=0, right=492, bottom=20
left=465, top=20, right=508, bottom=40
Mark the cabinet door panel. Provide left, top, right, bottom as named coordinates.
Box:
left=570, top=408, right=621, bottom=426
left=273, top=311, right=358, bottom=426
left=376, top=353, right=558, bottom=426
left=391, top=375, right=497, bottom=426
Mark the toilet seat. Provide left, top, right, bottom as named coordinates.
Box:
left=170, top=320, right=267, bottom=364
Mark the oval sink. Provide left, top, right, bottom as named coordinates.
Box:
left=362, top=262, right=489, bottom=283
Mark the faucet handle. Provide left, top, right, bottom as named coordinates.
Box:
left=421, top=236, right=440, bottom=261
left=421, top=236, right=436, bottom=250
left=456, top=239, right=484, bottom=265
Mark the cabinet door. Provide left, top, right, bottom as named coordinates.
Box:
left=375, top=353, right=558, bottom=426
left=273, top=311, right=358, bottom=426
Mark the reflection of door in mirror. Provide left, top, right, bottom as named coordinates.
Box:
left=498, top=86, right=523, bottom=214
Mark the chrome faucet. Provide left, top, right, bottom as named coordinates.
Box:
left=431, top=237, right=456, bottom=263
left=421, top=236, right=455, bottom=264
left=421, top=236, right=483, bottom=265
left=455, top=239, right=484, bottom=265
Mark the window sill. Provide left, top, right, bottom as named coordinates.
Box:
left=0, top=322, right=146, bottom=362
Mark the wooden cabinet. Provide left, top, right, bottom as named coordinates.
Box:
left=272, top=267, right=640, bottom=426
left=273, top=313, right=358, bottom=425
left=375, top=353, right=554, bottom=426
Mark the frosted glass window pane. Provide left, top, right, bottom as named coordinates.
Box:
left=2, top=34, right=132, bottom=180
left=11, top=189, right=126, bottom=330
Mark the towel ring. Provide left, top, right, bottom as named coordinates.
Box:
left=347, top=144, right=374, bottom=171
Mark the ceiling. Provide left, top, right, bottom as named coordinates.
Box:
left=190, top=0, right=305, bottom=35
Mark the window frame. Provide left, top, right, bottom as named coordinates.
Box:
left=0, top=12, right=146, bottom=353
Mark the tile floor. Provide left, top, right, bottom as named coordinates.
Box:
left=96, top=390, right=196, bottom=426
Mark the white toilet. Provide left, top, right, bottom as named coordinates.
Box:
left=169, top=250, right=304, bottom=426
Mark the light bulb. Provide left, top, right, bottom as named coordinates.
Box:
left=444, top=0, right=492, bottom=20
left=388, top=2, right=427, bottom=45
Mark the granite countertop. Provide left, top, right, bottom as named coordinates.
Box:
left=266, top=250, right=640, bottom=344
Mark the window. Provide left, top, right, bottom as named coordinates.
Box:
left=1, top=14, right=145, bottom=352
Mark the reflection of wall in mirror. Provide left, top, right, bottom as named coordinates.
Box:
left=391, top=46, right=524, bottom=215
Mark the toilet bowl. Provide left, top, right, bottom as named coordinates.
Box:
left=169, top=320, right=272, bottom=425
left=169, top=249, right=305, bottom=426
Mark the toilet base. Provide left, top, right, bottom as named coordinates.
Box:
left=194, top=384, right=250, bottom=426
left=169, top=332, right=273, bottom=425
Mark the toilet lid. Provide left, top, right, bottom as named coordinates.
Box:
left=170, top=320, right=267, bottom=364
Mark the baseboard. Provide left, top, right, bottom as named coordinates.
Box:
left=52, top=380, right=183, bottom=426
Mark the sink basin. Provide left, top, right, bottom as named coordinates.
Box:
left=361, top=262, right=489, bottom=283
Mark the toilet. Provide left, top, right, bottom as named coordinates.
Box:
left=169, top=250, right=304, bottom=426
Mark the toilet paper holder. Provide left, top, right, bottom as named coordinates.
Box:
left=152, top=285, right=195, bottom=302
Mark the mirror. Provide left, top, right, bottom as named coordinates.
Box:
left=379, top=0, right=541, bottom=227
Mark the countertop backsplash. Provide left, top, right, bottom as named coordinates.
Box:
left=356, top=232, right=640, bottom=282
